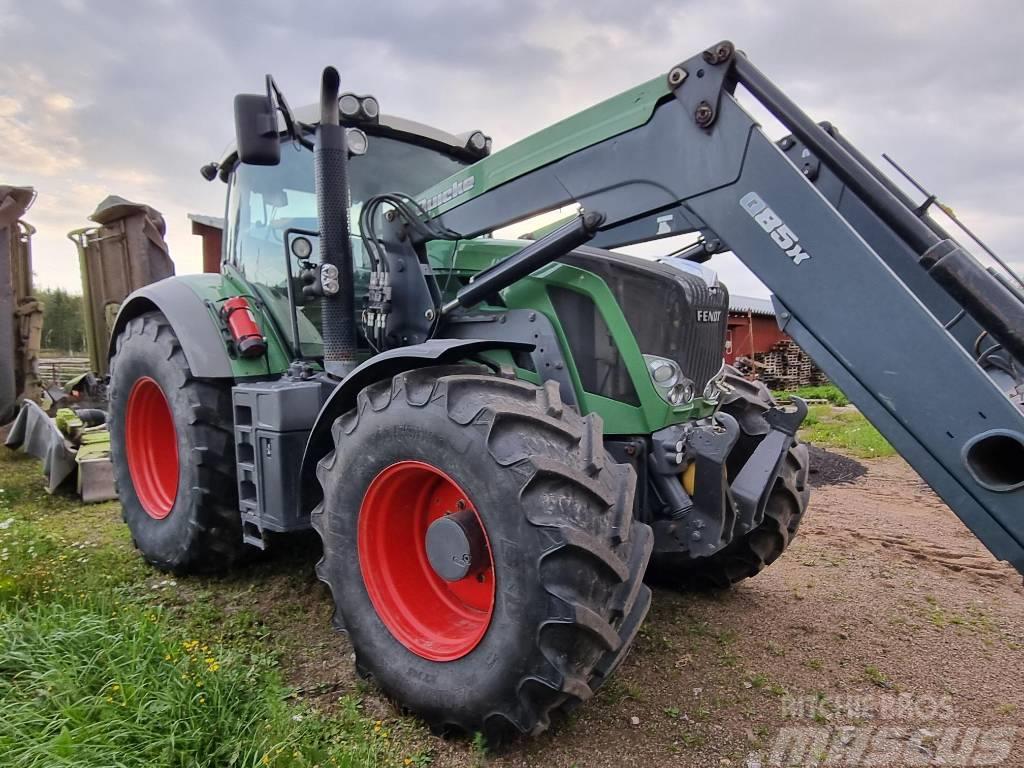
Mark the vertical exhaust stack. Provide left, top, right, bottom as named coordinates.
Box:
left=314, top=66, right=358, bottom=378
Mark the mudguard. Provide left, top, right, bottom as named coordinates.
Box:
left=109, top=277, right=234, bottom=377
left=108, top=275, right=290, bottom=380
left=298, top=337, right=534, bottom=513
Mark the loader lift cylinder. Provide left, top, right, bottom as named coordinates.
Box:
left=732, top=55, right=1024, bottom=364
left=314, top=66, right=358, bottom=377
left=440, top=211, right=605, bottom=314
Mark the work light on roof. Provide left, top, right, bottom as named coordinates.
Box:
left=339, top=93, right=361, bottom=119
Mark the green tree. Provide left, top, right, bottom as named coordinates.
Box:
left=37, top=288, right=85, bottom=354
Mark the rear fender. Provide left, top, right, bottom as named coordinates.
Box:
left=108, top=275, right=288, bottom=379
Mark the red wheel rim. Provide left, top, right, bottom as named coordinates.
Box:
left=358, top=461, right=495, bottom=661
left=125, top=377, right=179, bottom=520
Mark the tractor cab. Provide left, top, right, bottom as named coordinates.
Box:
left=215, top=109, right=487, bottom=358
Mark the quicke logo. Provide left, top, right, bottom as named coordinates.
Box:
left=417, top=176, right=476, bottom=212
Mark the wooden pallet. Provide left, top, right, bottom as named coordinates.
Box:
left=748, top=340, right=826, bottom=390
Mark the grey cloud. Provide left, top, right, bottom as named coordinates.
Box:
left=0, top=0, right=1020, bottom=291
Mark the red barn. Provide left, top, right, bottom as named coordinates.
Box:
left=724, top=295, right=788, bottom=365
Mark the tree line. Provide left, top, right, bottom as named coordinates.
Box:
left=36, top=288, right=86, bottom=354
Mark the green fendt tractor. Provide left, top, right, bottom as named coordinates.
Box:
left=107, top=42, right=1024, bottom=742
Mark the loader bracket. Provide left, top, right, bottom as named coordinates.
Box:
left=649, top=414, right=742, bottom=560
left=731, top=398, right=807, bottom=535
left=649, top=398, right=805, bottom=561
left=668, top=39, right=736, bottom=130
left=444, top=309, right=576, bottom=406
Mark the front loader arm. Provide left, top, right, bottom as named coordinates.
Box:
left=416, top=41, right=1024, bottom=574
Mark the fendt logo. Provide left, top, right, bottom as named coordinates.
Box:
left=696, top=309, right=722, bottom=323
left=416, top=176, right=476, bottom=212
left=739, top=192, right=811, bottom=265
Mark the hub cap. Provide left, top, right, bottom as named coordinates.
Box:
left=125, top=377, right=179, bottom=520
left=358, top=461, right=495, bottom=661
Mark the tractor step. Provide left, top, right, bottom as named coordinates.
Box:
left=240, top=513, right=268, bottom=550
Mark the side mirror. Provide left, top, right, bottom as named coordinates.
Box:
left=233, top=93, right=280, bottom=166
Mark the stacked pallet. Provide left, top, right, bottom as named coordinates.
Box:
left=751, top=340, right=826, bottom=390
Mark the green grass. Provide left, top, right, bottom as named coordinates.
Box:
left=863, top=665, right=892, bottom=689
left=0, top=450, right=416, bottom=768
left=0, top=600, right=390, bottom=767
left=797, top=405, right=895, bottom=459
left=775, top=383, right=894, bottom=457
left=775, top=384, right=850, bottom=407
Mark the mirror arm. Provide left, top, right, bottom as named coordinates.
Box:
left=265, top=75, right=314, bottom=150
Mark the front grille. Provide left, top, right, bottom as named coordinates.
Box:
left=559, top=248, right=729, bottom=392
left=548, top=286, right=641, bottom=406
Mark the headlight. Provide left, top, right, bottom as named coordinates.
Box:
left=645, top=355, right=680, bottom=387
left=668, top=380, right=696, bottom=405
left=290, top=236, right=313, bottom=261
left=361, top=96, right=380, bottom=120
left=346, top=127, right=368, bottom=156
left=644, top=355, right=695, bottom=406
left=339, top=93, right=361, bottom=119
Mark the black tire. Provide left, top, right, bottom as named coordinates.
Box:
left=651, top=365, right=810, bottom=589
left=312, top=366, right=652, bottom=744
left=108, top=310, right=246, bottom=574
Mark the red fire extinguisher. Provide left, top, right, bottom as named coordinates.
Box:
left=222, top=297, right=267, bottom=358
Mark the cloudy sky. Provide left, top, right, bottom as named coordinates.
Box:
left=2, top=0, right=1021, bottom=297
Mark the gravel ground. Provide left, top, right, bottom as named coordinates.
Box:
left=286, top=449, right=1024, bottom=767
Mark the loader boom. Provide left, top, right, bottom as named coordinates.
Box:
left=416, top=42, right=1024, bottom=573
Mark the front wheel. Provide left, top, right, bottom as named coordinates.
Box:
left=312, top=367, right=652, bottom=744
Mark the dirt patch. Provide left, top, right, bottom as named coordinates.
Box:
left=806, top=444, right=867, bottom=487
left=466, top=454, right=1024, bottom=767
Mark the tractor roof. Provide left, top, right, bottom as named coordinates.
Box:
left=218, top=104, right=484, bottom=171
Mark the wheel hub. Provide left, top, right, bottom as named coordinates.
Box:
left=425, top=508, right=488, bottom=582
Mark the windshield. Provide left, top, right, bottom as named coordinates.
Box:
left=225, top=134, right=468, bottom=356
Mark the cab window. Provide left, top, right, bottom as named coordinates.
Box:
left=225, top=134, right=467, bottom=356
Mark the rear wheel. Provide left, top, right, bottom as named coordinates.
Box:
left=109, top=311, right=246, bottom=573
left=313, top=367, right=652, bottom=744
left=651, top=365, right=810, bottom=589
